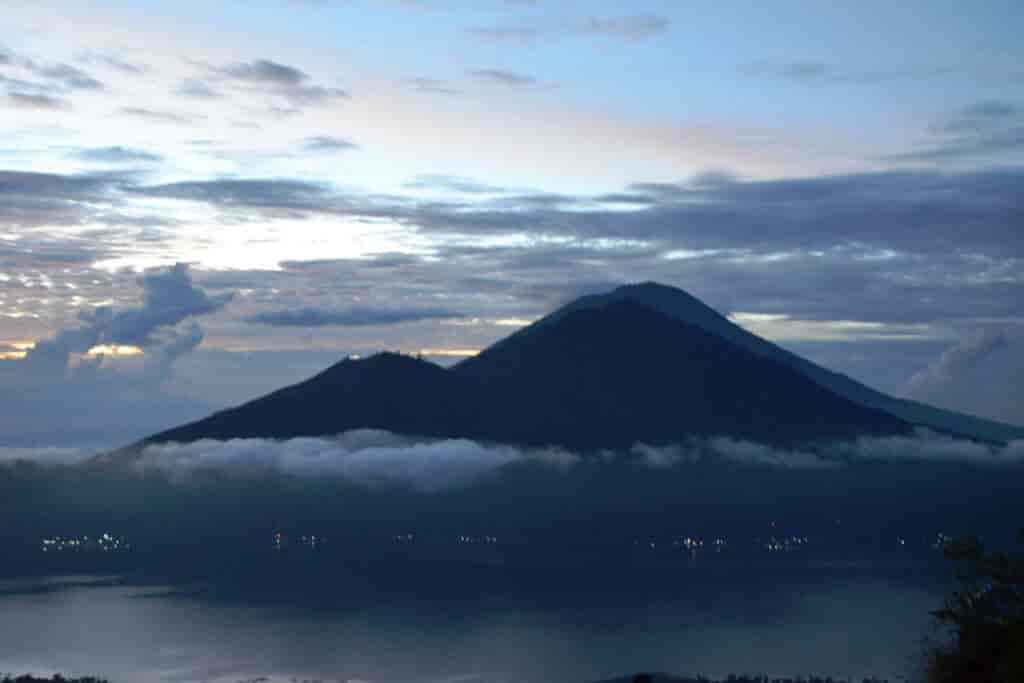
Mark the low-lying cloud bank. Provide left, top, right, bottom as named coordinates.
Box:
left=137, top=430, right=578, bottom=493
left=633, top=430, right=1024, bottom=470
left=0, top=446, right=93, bottom=466
left=4, top=430, right=1022, bottom=492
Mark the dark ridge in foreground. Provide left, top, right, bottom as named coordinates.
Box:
left=599, top=677, right=889, bottom=683
left=142, top=300, right=910, bottom=452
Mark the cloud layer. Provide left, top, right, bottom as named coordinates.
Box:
left=137, top=430, right=578, bottom=492
left=0, top=264, right=232, bottom=448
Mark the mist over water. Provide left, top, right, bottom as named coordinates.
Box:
left=0, top=569, right=943, bottom=683
left=3, top=432, right=1011, bottom=683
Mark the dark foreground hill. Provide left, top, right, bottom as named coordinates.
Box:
left=142, top=287, right=919, bottom=451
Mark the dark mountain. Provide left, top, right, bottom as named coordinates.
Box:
left=536, top=282, right=1024, bottom=443
left=143, top=290, right=915, bottom=451
left=145, top=351, right=458, bottom=444
left=447, top=301, right=906, bottom=447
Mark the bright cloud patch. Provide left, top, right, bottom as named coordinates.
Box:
left=137, top=430, right=579, bottom=493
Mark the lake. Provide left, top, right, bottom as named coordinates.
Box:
left=0, top=566, right=946, bottom=683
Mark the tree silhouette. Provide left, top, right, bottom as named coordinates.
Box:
left=924, top=531, right=1024, bottom=682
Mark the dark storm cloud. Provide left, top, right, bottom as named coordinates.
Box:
left=303, top=135, right=358, bottom=152
left=467, top=14, right=670, bottom=43
left=470, top=69, right=537, bottom=87
left=246, top=306, right=465, bottom=327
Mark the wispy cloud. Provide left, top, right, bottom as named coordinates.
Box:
left=738, top=60, right=953, bottom=85
left=74, top=146, right=163, bottom=164
left=6, top=92, right=68, bottom=110
left=887, top=100, right=1024, bottom=162
left=35, top=63, right=104, bottom=91
left=466, top=14, right=670, bottom=44
left=303, top=135, right=359, bottom=152
left=401, top=77, right=462, bottom=96
left=470, top=69, right=538, bottom=87
left=120, top=107, right=197, bottom=124
left=212, top=58, right=349, bottom=106
left=246, top=306, right=463, bottom=327
left=177, top=79, right=221, bottom=99
left=78, top=52, right=148, bottom=75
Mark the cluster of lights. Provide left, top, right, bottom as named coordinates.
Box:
left=457, top=535, right=498, bottom=545
left=635, top=536, right=722, bottom=552
left=272, top=531, right=328, bottom=550
left=40, top=533, right=128, bottom=553
left=300, top=534, right=326, bottom=549
left=673, top=536, right=704, bottom=550
left=393, top=533, right=416, bottom=543
left=763, top=536, right=810, bottom=553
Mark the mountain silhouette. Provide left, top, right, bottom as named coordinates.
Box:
left=541, top=282, right=1024, bottom=443
left=139, top=284, right=943, bottom=451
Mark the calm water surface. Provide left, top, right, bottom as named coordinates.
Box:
left=0, top=568, right=945, bottom=683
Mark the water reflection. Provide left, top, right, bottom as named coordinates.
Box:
left=0, top=569, right=943, bottom=683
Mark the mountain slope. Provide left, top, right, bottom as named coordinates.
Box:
left=147, top=352, right=459, bottom=444
left=490, top=282, right=1023, bottom=443
left=449, top=301, right=908, bottom=448
left=143, top=298, right=911, bottom=451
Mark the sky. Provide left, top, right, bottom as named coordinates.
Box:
left=1, top=0, right=1023, bottom=447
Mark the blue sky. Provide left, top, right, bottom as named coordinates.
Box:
left=1, top=0, right=1023, bottom=446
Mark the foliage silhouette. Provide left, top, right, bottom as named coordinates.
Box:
left=924, top=531, right=1024, bottom=682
